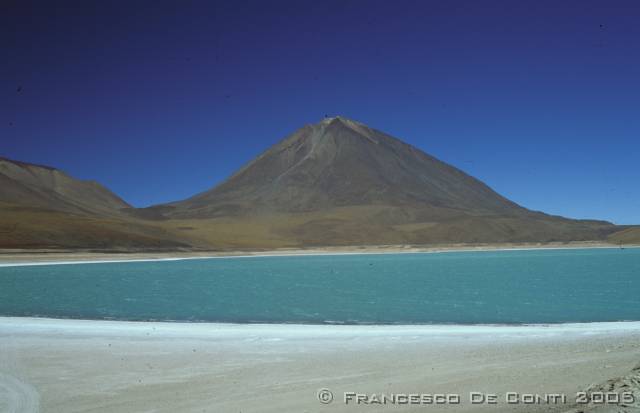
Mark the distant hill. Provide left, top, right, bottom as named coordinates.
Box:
left=0, top=158, right=188, bottom=249
left=0, top=117, right=634, bottom=250
left=0, top=157, right=130, bottom=216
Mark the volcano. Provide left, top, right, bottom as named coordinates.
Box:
left=154, top=116, right=617, bottom=246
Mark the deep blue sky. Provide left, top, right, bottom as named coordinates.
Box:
left=2, top=0, right=639, bottom=224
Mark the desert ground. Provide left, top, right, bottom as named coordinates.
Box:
left=0, top=318, right=639, bottom=413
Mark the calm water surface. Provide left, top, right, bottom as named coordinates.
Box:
left=1, top=248, right=639, bottom=324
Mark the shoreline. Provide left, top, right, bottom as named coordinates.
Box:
left=3, top=316, right=640, bottom=329
left=3, top=316, right=640, bottom=336
left=2, top=317, right=639, bottom=413
left=0, top=241, right=637, bottom=267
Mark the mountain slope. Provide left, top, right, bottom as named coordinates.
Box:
left=153, top=116, right=619, bottom=246
left=165, top=117, right=522, bottom=217
left=608, top=227, right=640, bottom=244
left=0, top=157, right=189, bottom=249
left=0, top=157, right=130, bottom=216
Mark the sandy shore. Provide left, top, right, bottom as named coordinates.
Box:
left=1, top=318, right=639, bottom=413
left=0, top=241, right=635, bottom=266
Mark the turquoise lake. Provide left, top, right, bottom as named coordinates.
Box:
left=0, top=248, right=639, bottom=324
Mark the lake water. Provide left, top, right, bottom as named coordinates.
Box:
left=1, top=248, right=639, bottom=324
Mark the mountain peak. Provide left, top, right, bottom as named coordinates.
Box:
left=316, top=116, right=379, bottom=144
left=320, top=115, right=345, bottom=122
left=320, top=115, right=361, bottom=127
